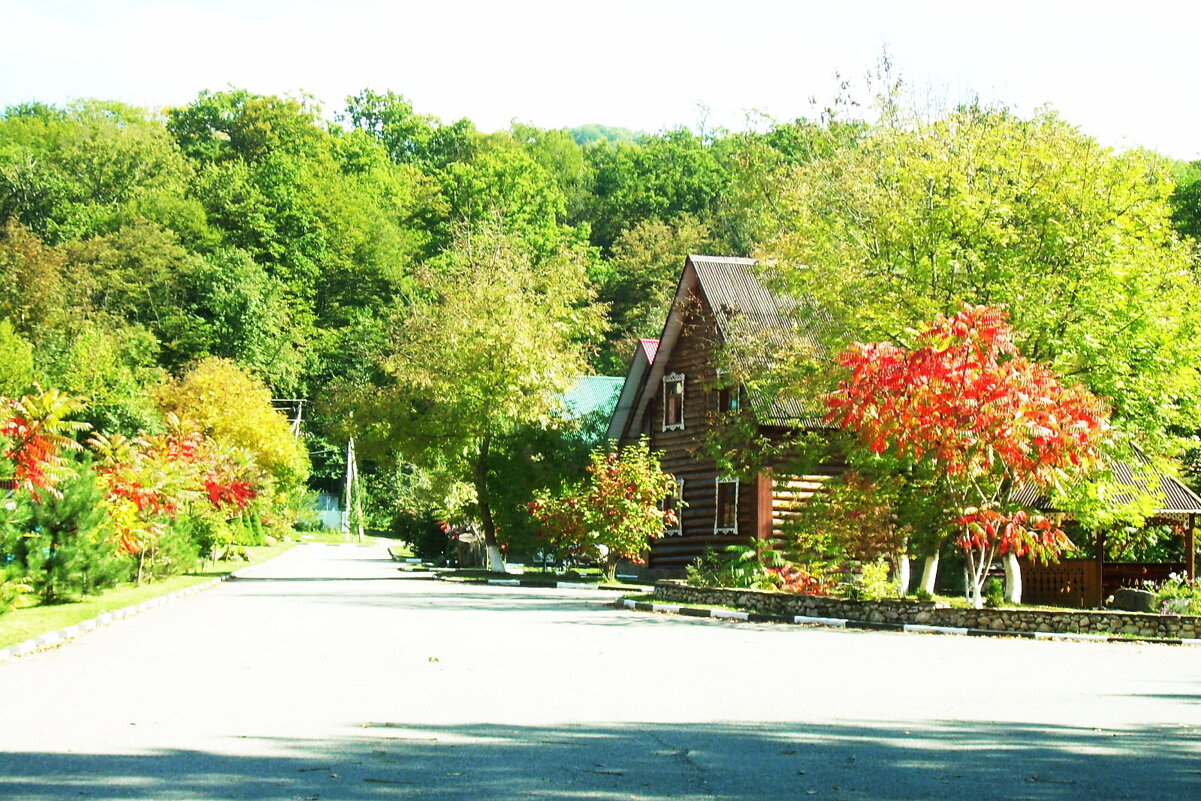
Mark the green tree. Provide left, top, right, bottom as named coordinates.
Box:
left=766, top=103, right=1201, bottom=450
left=35, top=321, right=164, bottom=435
left=584, top=128, right=728, bottom=252
left=529, top=439, right=677, bottom=581
left=10, top=460, right=130, bottom=603
left=0, top=100, right=194, bottom=243
left=0, top=319, right=33, bottom=396
left=511, top=122, right=596, bottom=225
left=595, top=213, right=714, bottom=371
left=0, top=217, right=69, bottom=338
left=377, top=224, right=604, bottom=571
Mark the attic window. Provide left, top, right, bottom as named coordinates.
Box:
left=715, top=477, right=739, bottom=535
left=663, top=372, right=685, bottom=431
left=662, top=479, right=684, bottom=536
left=715, top=368, right=740, bottom=413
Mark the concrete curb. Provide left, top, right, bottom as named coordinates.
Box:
left=486, top=578, right=634, bottom=592
left=0, top=568, right=250, bottom=664
left=433, top=574, right=642, bottom=592
left=617, top=599, right=1201, bottom=647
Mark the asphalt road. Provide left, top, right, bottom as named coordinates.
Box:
left=1, top=542, right=1199, bottom=801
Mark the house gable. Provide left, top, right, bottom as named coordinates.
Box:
left=606, top=254, right=841, bottom=572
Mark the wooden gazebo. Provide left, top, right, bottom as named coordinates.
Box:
left=1017, top=456, right=1201, bottom=607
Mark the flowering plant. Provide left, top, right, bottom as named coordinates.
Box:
left=1152, top=572, right=1201, bottom=616
left=529, top=439, right=677, bottom=582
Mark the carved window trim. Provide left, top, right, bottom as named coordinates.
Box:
left=662, top=372, right=685, bottom=431
left=715, top=476, right=739, bottom=535
left=662, top=478, right=684, bottom=536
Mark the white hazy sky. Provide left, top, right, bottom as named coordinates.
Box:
left=2, top=0, right=1198, bottom=159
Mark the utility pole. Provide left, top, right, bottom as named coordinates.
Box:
left=342, top=437, right=363, bottom=542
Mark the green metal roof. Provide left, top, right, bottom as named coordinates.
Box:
left=562, top=376, right=624, bottom=420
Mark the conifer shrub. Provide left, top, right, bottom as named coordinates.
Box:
left=16, top=464, right=132, bottom=603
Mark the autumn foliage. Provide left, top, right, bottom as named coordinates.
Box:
left=529, top=439, right=677, bottom=581
left=0, top=390, right=88, bottom=496
left=826, top=305, right=1109, bottom=605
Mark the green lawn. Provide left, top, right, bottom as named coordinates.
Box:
left=0, top=541, right=296, bottom=650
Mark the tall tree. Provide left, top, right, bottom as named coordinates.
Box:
left=766, top=104, right=1201, bottom=452
left=378, top=224, right=604, bottom=571
left=827, top=306, right=1109, bottom=607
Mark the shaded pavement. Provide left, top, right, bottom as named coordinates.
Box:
left=1, top=543, right=1199, bottom=800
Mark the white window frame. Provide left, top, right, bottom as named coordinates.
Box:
left=714, top=476, right=740, bottom=535
left=662, top=478, right=684, bottom=536
left=662, top=372, right=685, bottom=431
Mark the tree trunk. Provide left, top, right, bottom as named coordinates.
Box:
left=474, top=435, right=506, bottom=574
left=1003, top=551, right=1022, bottom=604
left=920, top=553, right=940, bottom=595
left=893, top=553, right=910, bottom=597
left=966, top=547, right=989, bottom=610
left=605, top=552, right=619, bottom=584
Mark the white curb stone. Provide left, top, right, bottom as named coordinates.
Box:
left=711, top=609, right=749, bottom=621
left=904, top=624, right=970, bottom=636
left=794, top=615, right=849, bottom=627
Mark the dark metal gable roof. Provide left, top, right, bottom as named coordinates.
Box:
left=608, top=254, right=830, bottom=441
left=688, top=255, right=827, bottom=426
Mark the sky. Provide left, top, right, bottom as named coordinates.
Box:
left=2, top=0, right=1198, bottom=159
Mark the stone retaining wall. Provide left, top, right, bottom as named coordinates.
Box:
left=655, top=581, right=1201, bottom=639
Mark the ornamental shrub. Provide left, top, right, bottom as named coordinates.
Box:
left=16, top=462, right=132, bottom=603
left=529, top=439, right=677, bottom=582
left=1152, top=573, right=1201, bottom=615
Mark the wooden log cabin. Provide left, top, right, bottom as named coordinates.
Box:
left=606, top=254, right=839, bottom=574
left=608, top=254, right=1201, bottom=584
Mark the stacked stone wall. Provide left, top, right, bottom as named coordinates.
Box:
left=655, top=581, right=1201, bottom=639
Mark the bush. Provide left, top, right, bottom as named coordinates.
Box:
left=840, top=559, right=895, bottom=601
left=685, top=545, right=774, bottom=590
left=137, top=519, right=203, bottom=581
left=1152, top=573, right=1201, bottom=615
left=983, top=577, right=1006, bottom=608
left=15, top=465, right=132, bottom=602
left=392, top=513, right=447, bottom=561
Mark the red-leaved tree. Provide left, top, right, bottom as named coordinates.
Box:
left=1, top=390, right=88, bottom=497
left=529, top=439, right=678, bottom=582
left=825, top=305, right=1109, bottom=607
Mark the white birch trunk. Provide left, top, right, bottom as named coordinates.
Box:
left=486, top=543, right=506, bottom=573
left=1003, top=551, right=1022, bottom=604
left=894, top=554, right=911, bottom=597
left=920, top=553, right=940, bottom=595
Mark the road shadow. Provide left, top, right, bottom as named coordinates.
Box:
left=2, top=719, right=1197, bottom=800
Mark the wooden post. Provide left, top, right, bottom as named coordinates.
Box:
left=1093, top=529, right=1107, bottom=608
left=754, top=471, right=773, bottom=541
left=1187, top=514, right=1197, bottom=580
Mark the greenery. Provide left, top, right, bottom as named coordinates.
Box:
left=1150, top=573, right=1201, bottom=616
left=5, top=82, right=1201, bottom=587
left=529, top=439, right=678, bottom=581
left=0, top=373, right=308, bottom=614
